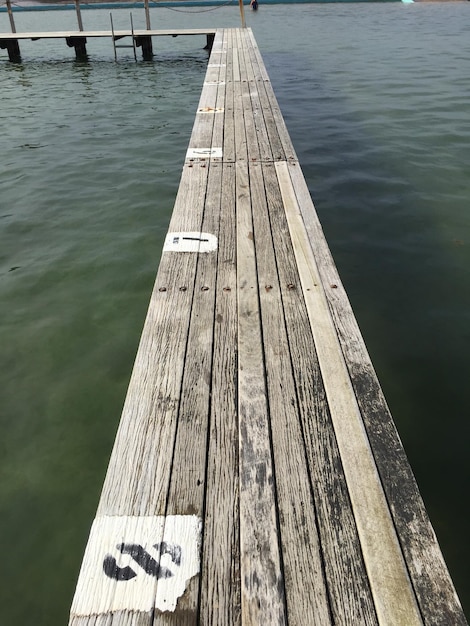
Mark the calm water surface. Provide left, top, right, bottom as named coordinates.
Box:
left=1, top=3, right=469, bottom=622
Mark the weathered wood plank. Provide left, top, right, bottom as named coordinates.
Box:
left=239, top=28, right=255, bottom=83
left=223, top=30, right=236, bottom=163
left=286, top=161, right=468, bottom=626
left=246, top=29, right=269, bottom=82
left=187, top=35, right=223, bottom=156
left=246, top=75, right=273, bottom=162
left=211, top=35, right=227, bottom=158
left=96, top=163, right=209, bottom=517
left=237, top=30, right=273, bottom=163
left=246, top=30, right=297, bottom=162
left=242, top=32, right=285, bottom=161
left=262, top=162, right=379, bottom=625
left=233, top=54, right=248, bottom=163
left=69, top=164, right=210, bottom=625
left=240, top=70, right=260, bottom=163
left=153, top=165, right=222, bottom=625
left=199, top=162, right=241, bottom=626
left=236, top=161, right=287, bottom=624
left=276, top=160, right=423, bottom=625
left=231, top=29, right=241, bottom=83
left=249, top=162, right=331, bottom=625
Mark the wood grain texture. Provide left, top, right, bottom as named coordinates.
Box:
left=223, top=30, right=236, bottom=163
left=276, top=160, right=423, bottom=625
left=233, top=46, right=248, bottom=163
left=199, top=163, right=241, bottom=626
left=246, top=30, right=297, bottom=163
left=236, top=161, right=287, bottom=625
left=153, top=168, right=223, bottom=626
left=250, top=162, right=331, bottom=625
left=262, top=163, right=379, bottom=625
left=286, top=161, right=468, bottom=626
left=97, top=164, right=209, bottom=518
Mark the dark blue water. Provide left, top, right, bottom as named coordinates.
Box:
left=1, top=3, right=469, bottom=622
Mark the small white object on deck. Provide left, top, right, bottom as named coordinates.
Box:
left=186, top=147, right=223, bottom=160
left=163, top=232, right=218, bottom=253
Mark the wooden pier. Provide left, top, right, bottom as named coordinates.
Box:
left=0, top=28, right=217, bottom=61
left=68, top=27, right=466, bottom=625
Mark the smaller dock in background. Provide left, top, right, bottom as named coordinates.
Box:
left=0, top=0, right=227, bottom=61
left=66, top=27, right=467, bottom=625
left=0, top=27, right=217, bottom=61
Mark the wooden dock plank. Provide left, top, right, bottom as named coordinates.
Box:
left=211, top=34, right=227, bottom=160
left=242, top=32, right=286, bottom=161
left=286, top=161, right=468, bottom=626
left=276, top=160, right=423, bottom=625
left=199, top=162, right=241, bottom=626
left=153, top=163, right=223, bottom=625
left=249, top=162, right=331, bottom=625
left=238, top=29, right=273, bottom=163
left=246, top=29, right=270, bottom=82
left=96, top=164, right=209, bottom=517
left=246, top=31, right=297, bottom=163
left=186, top=33, right=223, bottom=159
left=233, top=50, right=248, bottom=163
left=236, top=160, right=287, bottom=624
left=240, top=71, right=261, bottom=163
left=222, top=31, right=236, bottom=163
left=70, top=165, right=210, bottom=625
left=262, top=162, right=379, bottom=625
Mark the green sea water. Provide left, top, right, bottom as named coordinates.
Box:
left=1, top=3, right=469, bottom=622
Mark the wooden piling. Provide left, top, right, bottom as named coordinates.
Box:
left=0, top=37, right=21, bottom=62
left=204, top=33, right=215, bottom=51
left=3, top=0, right=21, bottom=61
left=144, top=0, right=151, bottom=30
left=5, top=0, right=16, bottom=34
left=66, top=36, right=87, bottom=61
left=135, top=35, right=153, bottom=61
left=74, top=0, right=84, bottom=32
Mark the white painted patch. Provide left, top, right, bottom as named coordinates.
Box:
left=198, top=107, right=224, bottom=114
left=155, top=516, right=202, bottom=611
left=204, top=81, right=226, bottom=86
left=207, top=63, right=226, bottom=68
left=186, top=147, right=223, bottom=160
left=70, top=515, right=202, bottom=616
left=163, top=232, right=217, bottom=253
left=210, top=50, right=227, bottom=53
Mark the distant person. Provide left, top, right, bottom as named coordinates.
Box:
left=250, top=0, right=259, bottom=10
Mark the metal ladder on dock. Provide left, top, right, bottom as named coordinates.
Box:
left=110, top=12, right=137, bottom=62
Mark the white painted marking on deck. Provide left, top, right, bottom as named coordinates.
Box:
left=208, top=63, right=226, bottom=68
left=186, top=147, right=223, bottom=160
left=163, top=232, right=218, bottom=253
left=155, top=516, right=202, bottom=612
left=70, top=515, right=202, bottom=616
left=204, top=80, right=226, bottom=86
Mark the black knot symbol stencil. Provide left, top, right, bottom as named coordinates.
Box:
left=103, top=541, right=182, bottom=581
